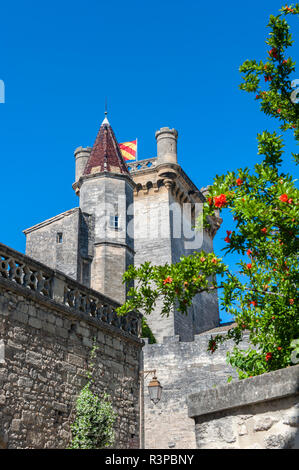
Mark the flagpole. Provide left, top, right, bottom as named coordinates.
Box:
left=136, top=138, right=138, bottom=161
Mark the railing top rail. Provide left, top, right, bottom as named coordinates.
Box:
left=128, top=157, right=158, bottom=172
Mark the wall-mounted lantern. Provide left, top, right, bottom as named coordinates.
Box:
left=147, top=374, right=163, bottom=405
left=139, top=369, right=163, bottom=448
left=140, top=369, right=163, bottom=405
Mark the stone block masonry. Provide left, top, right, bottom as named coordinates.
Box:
left=188, top=365, right=299, bottom=449
left=0, top=243, right=142, bottom=449
left=142, top=330, right=250, bottom=449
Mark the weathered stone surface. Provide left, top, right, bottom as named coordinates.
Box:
left=188, top=366, right=299, bottom=449
left=143, top=332, right=242, bottom=449
left=253, top=416, right=277, bottom=432
left=10, top=419, right=21, bottom=432
left=0, top=277, right=142, bottom=449
left=265, top=433, right=296, bottom=449
left=188, top=365, right=299, bottom=418
left=283, top=413, right=299, bottom=427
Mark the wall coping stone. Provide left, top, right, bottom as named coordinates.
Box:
left=187, top=364, right=299, bottom=419
left=162, top=335, right=180, bottom=343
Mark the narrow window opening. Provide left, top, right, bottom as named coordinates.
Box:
left=57, top=232, right=63, bottom=243
left=109, top=215, right=119, bottom=229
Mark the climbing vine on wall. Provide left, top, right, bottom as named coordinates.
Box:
left=69, top=341, right=117, bottom=449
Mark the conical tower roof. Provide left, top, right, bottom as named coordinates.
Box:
left=83, top=114, right=130, bottom=176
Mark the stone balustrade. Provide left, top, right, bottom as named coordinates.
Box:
left=0, top=242, right=141, bottom=338
left=127, top=157, right=157, bottom=173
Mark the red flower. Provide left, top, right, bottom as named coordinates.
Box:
left=255, top=95, right=260, bottom=100
left=279, top=194, right=289, bottom=202
left=269, top=48, right=278, bottom=59
left=200, top=257, right=206, bottom=262
left=265, top=353, right=272, bottom=362
left=236, top=178, right=243, bottom=186
left=247, top=249, right=252, bottom=256
left=264, top=75, right=272, bottom=82
left=246, top=263, right=252, bottom=270
left=214, top=194, right=227, bottom=209
left=163, top=276, right=173, bottom=285
left=277, top=347, right=282, bottom=351
left=288, top=198, right=293, bottom=204
left=224, top=231, right=232, bottom=243
left=208, top=197, right=213, bottom=206
left=283, top=59, right=288, bottom=64
left=289, top=299, right=294, bottom=305
left=211, top=258, right=218, bottom=264
left=250, top=301, right=257, bottom=307
left=261, top=228, right=267, bottom=233
left=277, top=108, right=281, bottom=113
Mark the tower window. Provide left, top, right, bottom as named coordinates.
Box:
left=109, top=215, right=119, bottom=229
left=57, top=232, right=63, bottom=243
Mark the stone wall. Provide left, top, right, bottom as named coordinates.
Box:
left=142, top=330, right=250, bottom=449
left=24, top=208, right=82, bottom=280
left=188, top=365, right=299, bottom=449
left=0, top=242, right=142, bottom=449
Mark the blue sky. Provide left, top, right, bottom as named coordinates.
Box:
left=0, top=0, right=298, bottom=322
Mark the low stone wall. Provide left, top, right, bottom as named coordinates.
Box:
left=187, top=365, right=299, bottom=449
left=0, top=243, right=142, bottom=449
left=142, top=332, right=250, bottom=449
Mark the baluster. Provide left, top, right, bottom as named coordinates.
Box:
left=0, top=257, right=10, bottom=279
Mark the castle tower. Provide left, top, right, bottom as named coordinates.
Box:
left=129, top=126, right=222, bottom=342
left=155, top=127, right=178, bottom=165
left=74, top=113, right=135, bottom=304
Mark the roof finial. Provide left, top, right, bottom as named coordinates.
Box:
left=102, top=97, right=109, bottom=125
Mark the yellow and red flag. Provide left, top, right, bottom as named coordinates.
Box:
left=119, top=139, right=137, bottom=161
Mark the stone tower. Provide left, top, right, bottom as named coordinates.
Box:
left=24, top=114, right=135, bottom=305
left=73, top=113, right=135, bottom=304
left=127, top=126, right=222, bottom=342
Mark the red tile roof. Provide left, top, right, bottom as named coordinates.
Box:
left=83, top=117, right=130, bottom=176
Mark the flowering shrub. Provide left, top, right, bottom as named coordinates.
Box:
left=117, top=5, right=299, bottom=379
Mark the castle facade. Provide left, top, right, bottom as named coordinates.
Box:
left=24, top=115, right=221, bottom=343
